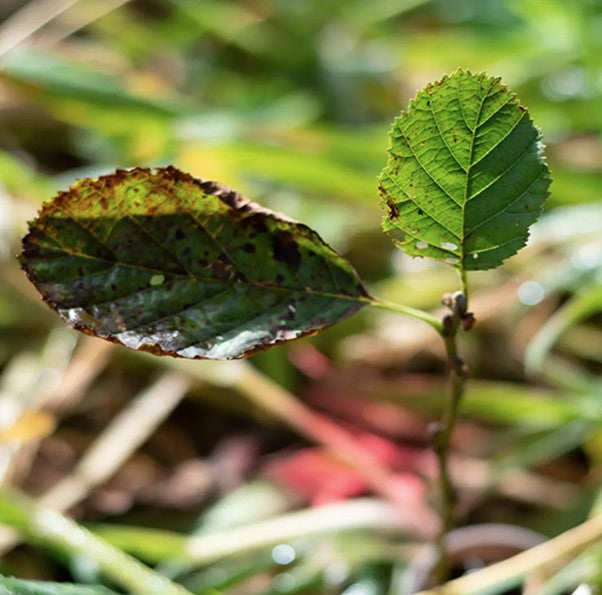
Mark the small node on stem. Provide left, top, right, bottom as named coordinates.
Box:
left=442, top=314, right=455, bottom=337
left=461, top=312, right=476, bottom=332
left=441, top=293, right=454, bottom=308
left=453, top=355, right=469, bottom=377
left=452, top=291, right=467, bottom=316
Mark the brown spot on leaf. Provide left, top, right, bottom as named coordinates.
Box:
left=195, top=179, right=219, bottom=195
left=219, top=190, right=252, bottom=212
left=211, top=262, right=228, bottom=279
left=242, top=242, right=256, bottom=253
left=252, top=219, right=268, bottom=234
left=386, top=199, right=399, bottom=219
left=272, top=230, right=301, bottom=271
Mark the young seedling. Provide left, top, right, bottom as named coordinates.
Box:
left=20, top=69, right=551, bottom=586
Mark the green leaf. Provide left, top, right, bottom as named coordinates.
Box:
left=378, top=69, right=551, bottom=271
left=0, top=576, right=118, bottom=595
left=20, top=167, right=369, bottom=359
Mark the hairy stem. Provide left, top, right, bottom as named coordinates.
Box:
left=433, top=303, right=469, bottom=584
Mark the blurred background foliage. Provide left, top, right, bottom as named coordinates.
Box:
left=0, top=0, right=602, bottom=593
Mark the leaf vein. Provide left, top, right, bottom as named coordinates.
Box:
left=426, top=91, right=469, bottom=173
left=188, top=292, right=296, bottom=352
left=461, top=75, right=496, bottom=260
left=465, top=168, right=547, bottom=235
left=398, top=124, right=463, bottom=208
left=475, top=94, right=514, bottom=130
left=51, top=211, right=118, bottom=262
left=118, top=286, right=235, bottom=337
left=382, top=172, right=461, bottom=239
left=456, top=74, right=474, bottom=132
left=397, top=229, right=460, bottom=256
left=470, top=112, right=528, bottom=168
left=466, top=233, right=526, bottom=255
left=467, top=138, right=540, bottom=203
left=125, top=214, right=192, bottom=274
left=142, top=172, right=245, bottom=277
left=35, top=246, right=366, bottom=304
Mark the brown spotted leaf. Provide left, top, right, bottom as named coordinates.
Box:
left=20, top=167, right=370, bottom=359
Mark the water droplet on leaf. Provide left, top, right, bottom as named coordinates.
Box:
left=440, top=242, right=458, bottom=251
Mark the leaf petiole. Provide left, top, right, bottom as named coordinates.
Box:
left=459, top=268, right=469, bottom=308
left=370, top=298, right=443, bottom=332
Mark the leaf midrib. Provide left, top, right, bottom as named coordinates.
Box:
left=30, top=241, right=369, bottom=305
left=461, top=76, right=497, bottom=268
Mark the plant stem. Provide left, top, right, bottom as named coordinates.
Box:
left=371, top=298, right=443, bottom=332
left=371, top=290, right=470, bottom=584
left=0, top=487, right=193, bottom=595
left=433, top=305, right=469, bottom=584
left=459, top=269, right=469, bottom=307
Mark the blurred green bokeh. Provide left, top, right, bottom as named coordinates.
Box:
left=1, top=1, right=602, bottom=593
